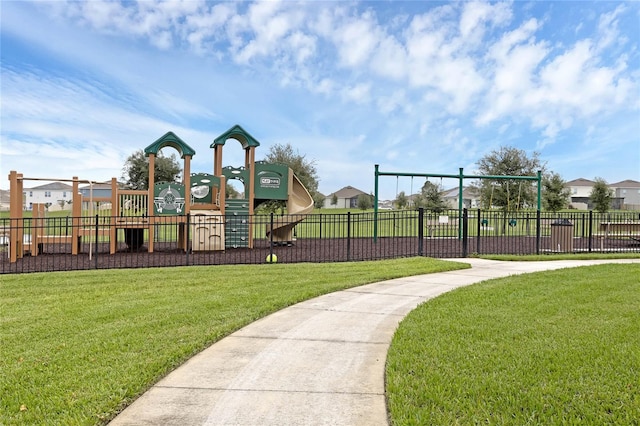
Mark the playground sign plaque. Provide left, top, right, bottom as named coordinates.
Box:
left=260, top=177, right=281, bottom=189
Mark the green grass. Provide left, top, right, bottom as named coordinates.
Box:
left=480, top=253, right=640, bottom=261
left=386, top=263, right=640, bottom=425
left=0, top=257, right=467, bottom=425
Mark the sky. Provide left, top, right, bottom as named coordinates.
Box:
left=1, top=0, right=639, bottom=200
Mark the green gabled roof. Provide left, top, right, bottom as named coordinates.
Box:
left=211, top=124, right=260, bottom=149
left=145, top=131, right=196, bottom=158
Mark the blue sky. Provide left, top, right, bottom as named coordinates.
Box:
left=1, top=1, right=639, bottom=199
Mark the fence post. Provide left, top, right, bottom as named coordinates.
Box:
left=588, top=210, right=593, bottom=253
left=462, top=208, right=468, bottom=257
left=94, top=214, right=99, bottom=269
left=346, top=212, right=351, bottom=261
left=269, top=213, right=274, bottom=256
left=392, top=213, right=396, bottom=238
left=535, top=209, right=541, bottom=255
left=476, top=208, right=481, bottom=254
left=417, top=208, right=424, bottom=256
left=185, top=213, right=190, bottom=266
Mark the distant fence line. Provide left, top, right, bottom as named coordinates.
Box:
left=2, top=209, right=639, bottom=274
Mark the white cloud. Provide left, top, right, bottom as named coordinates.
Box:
left=342, top=82, right=372, bottom=104
left=377, top=90, right=408, bottom=115
left=477, top=8, right=638, bottom=144
left=459, top=1, right=511, bottom=42
left=333, top=10, right=381, bottom=68
left=233, top=1, right=302, bottom=64
left=477, top=20, right=548, bottom=125
left=370, top=35, right=407, bottom=80
left=2, top=1, right=639, bottom=194
left=596, top=4, right=626, bottom=51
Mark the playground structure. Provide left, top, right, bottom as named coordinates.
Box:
left=6, top=125, right=314, bottom=263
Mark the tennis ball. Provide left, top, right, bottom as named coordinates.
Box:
left=266, top=254, right=278, bottom=263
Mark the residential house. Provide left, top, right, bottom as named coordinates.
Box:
left=323, top=186, right=368, bottom=209
left=565, top=178, right=595, bottom=209
left=0, top=189, right=9, bottom=211
left=23, top=182, right=73, bottom=211
left=565, top=178, right=626, bottom=210
left=79, top=181, right=119, bottom=211
left=611, top=179, right=640, bottom=210
left=442, top=186, right=480, bottom=209
left=78, top=182, right=114, bottom=199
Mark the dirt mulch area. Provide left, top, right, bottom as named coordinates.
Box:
left=2, top=236, right=638, bottom=274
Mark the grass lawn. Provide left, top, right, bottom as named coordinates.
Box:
left=0, top=257, right=466, bottom=425
left=480, top=253, right=640, bottom=261
left=386, top=263, right=640, bottom=425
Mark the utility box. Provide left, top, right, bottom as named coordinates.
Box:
left=550, top=219, right=573, bottom=252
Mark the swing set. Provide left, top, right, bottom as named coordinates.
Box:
left=373, top=165, right=542, bottom=241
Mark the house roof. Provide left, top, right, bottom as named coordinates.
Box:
left=328, top=186, right=367, bottom=198
left=25, top=182, right=73, bottom=191
left=79, top=182, right=117, bottom=190
left=610, top=179, right=640, bottom=188
left=442, top=186, right=479, bottom=198
left=566, top=178, right=595, bottom=186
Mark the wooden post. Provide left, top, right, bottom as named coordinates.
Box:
left=180, top=155, right=192, bottom=250
left=110, top=177, right=118, bottom=254
left=147, top=153, right=155, bottom=253
left=8, top=171, right=24, bottom=262
left=218, top=175, right=226, bottom=214
left=213, top=145, right=223, bottom=176
left=31, top=203, right=45, bottom=256
left=246, top=146, right=256, bottom=248
left=71, top=177, right=81, bottom=255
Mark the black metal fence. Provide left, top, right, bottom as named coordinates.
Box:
left=2, top=209, right=639, bottom=274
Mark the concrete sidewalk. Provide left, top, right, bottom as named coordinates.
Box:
left=110, top=258, right=639, bottom=426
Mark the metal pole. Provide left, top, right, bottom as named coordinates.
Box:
left=185, top=213, right=190, bottom=266
left=476, top=208, right=481, bottom=254
left=462, top=208, right=469, bottom=257
left=537, top=170, right=542, bottom=211
left=269, top=213, right=274, bottom=254
left=93, top=214, right=98, bottom=268
left=535, top=209, right=541, bottom=255
left=458, top=168, right=464, bottom=239
left=374, top=164, right=379, bottom=242
left=418, top=207, right=424, bottom=256
left=347, top=212, right=351, bottom=261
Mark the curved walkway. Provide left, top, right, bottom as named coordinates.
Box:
left=110, top=258, right=639, bottom=426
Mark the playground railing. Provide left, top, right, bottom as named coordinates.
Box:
left=1, top=209, right=639, bottom=274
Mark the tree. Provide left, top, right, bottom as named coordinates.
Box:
left=357, top=193, right=374, bottom=210
left=313, top=192, right=325, bottom=209
left=121, top=150, right=181, bottom=190
left=331, top=194, right=338, bottom=207
left=542, top=172, right=571, bottom=212
left=420, top=181, right=447, bottom=212
left=225, top=183, right=241, bottom=199
left=395, top=191, right=408, bottom=209
left=261, top=143, right=320, bottom=212
left=590, top=177, right=613, bottom=213
left=473, top=146, right=545, bottom=211
left=262, top=143, right=319, bottom=197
